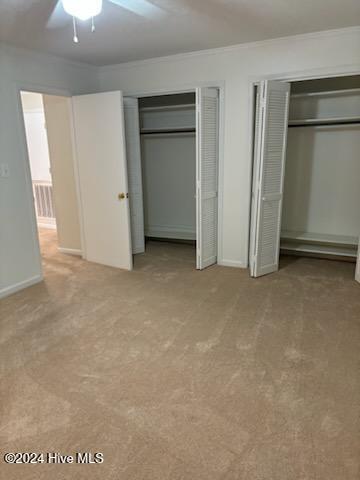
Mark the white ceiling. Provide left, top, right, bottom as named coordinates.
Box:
left=0, top=0, right=359, bottom=66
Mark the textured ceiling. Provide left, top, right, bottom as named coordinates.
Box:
left=0, top=0, right=359, bottom=65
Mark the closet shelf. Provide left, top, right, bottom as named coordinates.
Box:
left=288, top=116, right=360, bottom=127
left=291, top=88, right=360, bottom=99
left=280, top=243, right=357, bottom=258
left=281, top=231, right=358, bottom=247
left=280, top=232, right=358, bottom=258
left=140, top=103, right=195, bottom=112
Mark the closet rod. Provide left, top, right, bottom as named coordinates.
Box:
left=140, top=128, right=196, bottom=135
left=140, top=103, right=195, bottom=112
left=289, top=120, right=360, bottom=128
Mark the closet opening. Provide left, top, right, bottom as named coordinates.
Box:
left=124, top=89, right=220, bottom=270
left=249, top=74, right=360, bottom=282
left=140, top=93, right=196, bottom=265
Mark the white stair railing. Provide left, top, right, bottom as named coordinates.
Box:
left=32, top=180, right=56, bottom=228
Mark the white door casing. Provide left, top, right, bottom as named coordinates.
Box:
left=124, top=97, right=145, bottom=254
left=250, top=80, right=290, bottom=277
left=250, top=87, right=262, bottom=276
left=196, top=87, right=219, bottom=270
left=356, top=238, right=360, bottom=283
left=72, top=91, right=133, bottom=270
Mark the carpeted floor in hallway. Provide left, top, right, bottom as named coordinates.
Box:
left=0, top=228, right=359, bottom=479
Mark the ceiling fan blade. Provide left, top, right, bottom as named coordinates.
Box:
left=46, top=0, right=70, bottom=29
left=107, top=0, right=166, bottom=19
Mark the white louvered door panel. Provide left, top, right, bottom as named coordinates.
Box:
left=356, top=239, right=360, bottom=283
left=124, top=97, right=145, bottom=254
left=196, top=87, right=219, bottom=270
left=251, top=80, right=290, bottom=277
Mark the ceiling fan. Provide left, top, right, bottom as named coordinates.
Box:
left=47, top=0, right=165, bottom=43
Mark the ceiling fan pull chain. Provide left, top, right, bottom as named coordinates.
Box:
left=91, top=16, right=96, bottom=33
left=72, top=16, right=79, bottom=43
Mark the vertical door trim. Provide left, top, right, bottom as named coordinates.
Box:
left=123, top=96, right=145, bottom=255
left=356, top=238, right=360, bottom=283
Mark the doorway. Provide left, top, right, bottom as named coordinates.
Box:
left=124, top=88, right=220, bottom=270
left=20, top=91, right=82, bottom=267
left=128, top=92, right=197, bottom=268
left=21, top=91, right=58, bottom=258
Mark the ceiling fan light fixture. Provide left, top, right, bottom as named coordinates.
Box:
left=62, top=0, right=103, bottom=21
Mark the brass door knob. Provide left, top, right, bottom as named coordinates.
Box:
left=118, top=193, right=128, bottom=200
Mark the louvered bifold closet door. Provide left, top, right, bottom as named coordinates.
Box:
left=251, top=80, right=290, bottom=277
left=196, top=87, right=219, bottom=270
left=124, top=98, right=145, bottom=254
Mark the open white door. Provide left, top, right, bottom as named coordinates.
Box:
left=124, top=97, right=145, bottom=254
left=196, top=87, right=219, bottom=270
left=72, top=91, right=132, bottom=270
left=250, top=80, right=290, bottom=277
left=356, top=239, right=360, bottom=283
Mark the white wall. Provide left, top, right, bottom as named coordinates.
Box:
left=23, top=111, right=51, bottom=182
left=0, top=44, right=98, bottom=298
left=21, top=91, right=44, bottom=111
left=21, top=93, right=51, bottom=182
left=139, top=101, right=196, bottom=240
left=141, top=134, right=196, bottom=240
left=140, top=105, right=196, bottom=130
left=99, top=27, right=360, bottom=267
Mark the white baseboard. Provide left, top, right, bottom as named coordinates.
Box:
left=217, top=259, right=248, bottom=269
left=0, top=274, right=43, bottom=299
left=37, top=217, right=57, bottom=230
left=58, top=247, right=82, bottom=256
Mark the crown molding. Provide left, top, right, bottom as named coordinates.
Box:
left=100, top=26, right=360, bottom=72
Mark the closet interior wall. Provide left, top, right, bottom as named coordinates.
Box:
left=138, top=93, right=197, bottom=242
left=281, top=75, right=360, bottom=260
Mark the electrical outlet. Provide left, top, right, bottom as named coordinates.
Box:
left=0, top=164, right=10, bottom=178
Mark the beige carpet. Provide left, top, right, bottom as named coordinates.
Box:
left=0, top=229, right=359, bottom=479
